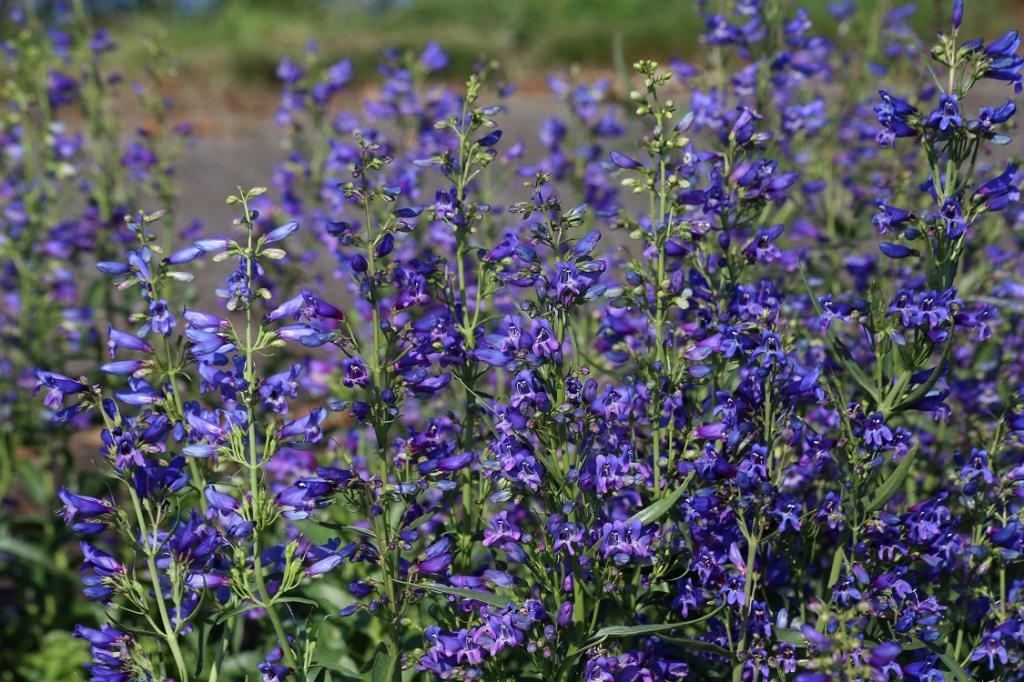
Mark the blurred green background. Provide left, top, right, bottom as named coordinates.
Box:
left=98, top=0, right=1022, bottom=90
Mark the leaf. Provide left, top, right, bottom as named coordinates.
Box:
left=586, top=605, right=724, bottom=646
left=774, top=628, right=804, bottom=646
left=828, top=546, right=846, bottom=589
left=592, top=623, right=688, bottom=638
left=305, top=581, right=349, bottom=607
left=800, top=269, right=880, bottom=404
left=862, top=443, right=919, bottom=516
left=212, top=597, right=319, bottom=624
left=0, top=535, right=54, bottom=569
left=310, top=659, right=362, bottom=681
left=272, top=596, right=321, bottom=609
left=628, top=471, right=695, bottom=525
left=218, top=651, right=262, bottom=676
left=14, top=460, right=48, bottom=506
left=397, top=580, right=511, bottom=609
left=936, top=650, right=970, bottom=682
left=192, top=620, right=210, bottom=679
left=906, top=639, right=969, bottom=682
left=649, top=636, right=732, bottom=659
left=891, top=342, right=951, bottom=412
left=828, top=334, right=882, bottom=404
left=212, top=603, right=258, bottom=624
left=369, top=646, right=397, bottom=682
left=310, top=520, right=377, bottom=538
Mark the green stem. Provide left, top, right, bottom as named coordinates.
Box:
left=127, top=486, right=190, bottom=682
left=358, top=182, right=402, bottom=681
left=240, top=200, right=299, bottom=672
left=208, top=617, right=234, bottom=682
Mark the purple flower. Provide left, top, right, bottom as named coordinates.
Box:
left=264, top=221, right=299, bottom=243
left=880, top=242, right=915, bottom=259
left=863, top=412, right=894, bottom=450
left=599, top=519, right=651, bottom=564
left=276, top=57, right=303, bottom=83
left=974, top=164, right=1020, bottom=212
left=149, top=299, right=176, bottom=336
left=872, top=200, right=915, bottom=235
left=204, top=486, right=239, bottom=513
left=279, top=408, right=326, bottom=444
left=970, top=632, right=1009, bottom=670
left=509, top=370, right=551, bottom=413
left=57, top=488, right=114, bottom=534
left=926, top=94, right=963, bottom=131
left=74, top=625, right=137, bottom=680
left=300, top=289, right=345, bottom=320
left=973, top=100, right=1016, bottom=131
left=306, top=553, right=344, bottom=577
left=341, top=357, right=371, bottom=388
left=79, top=542, right=125, bottom=602
left=260, top=364, right=302, bottom=413
left=420, top=42, right=449, bottom=71
left=100, top=359, right=148, bottom=375
left=107, top=325, right=154, bottom=357
left=36, top=371, right=89, bottom=410
left=720, top=573, right=746, bottom=607
left=416, top=538, right=453, bottom=574
left=482, top=511, right=521, bottom=547
left=609, top=151, right=642, bottom=169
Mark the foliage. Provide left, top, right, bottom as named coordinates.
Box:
left=5, top=1, right=1024, bottom=681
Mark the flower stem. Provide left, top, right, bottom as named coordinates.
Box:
left=127, top=485, right=190, bottom=682
left=240, top=198, right=299, bottom=672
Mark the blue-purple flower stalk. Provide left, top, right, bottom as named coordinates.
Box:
left=233, top=187, right=303, bottom=673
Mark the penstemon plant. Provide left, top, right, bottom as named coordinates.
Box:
left=29, top=0, right=1024, bottom=681
left=0, top=2, right=195, bottom=675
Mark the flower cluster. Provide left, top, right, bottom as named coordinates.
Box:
left=12, top=1, right=1024, bottom=681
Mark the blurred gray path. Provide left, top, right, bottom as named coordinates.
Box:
left=173, top=93, right=558, bottom=231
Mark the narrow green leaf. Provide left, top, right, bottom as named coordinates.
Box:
left=212, top=603, right=260, bottom=625
left=192, top=620, right=210, bottom=679
left=905, top=640, right=969, bottom=682
left=310, top=658, right=362, bottom=681
left=397, top=580, right=511, bottom=609
left=14, top=460, right=48, bottom=506
left=305, top=581, right=349, bottom=607
left=369, top=648, right=395, bottom=682
left=271, top=596, right=321, bottom=609
left=587, top=604, right=724, bottom=646
left=891, top=342, right=950, bottom=412
left=862, top=444, right=919, bottom=516
left=774, top=628, right=804, bottom=646
left=800, top=269, right=880, bottom=404
left=0, top=536, right=54, bottom=568
left=828, top=546, right=846, bottom=589
left=370, top=643, right=397, bottom=679
left=213, top=597, right=318, bottom=624
left=629, top=471, right=695, bottom=525
left=592, top=623, right=688, bottom=638
left=828, top=334, right=882, bottom=404
left=218, top=651, right=262, bottom=676
left=653, top=636, right=732, bottom=658
left=936, top=650, right=970, bottom=682
left=311, top=520, right=376, bottom=538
